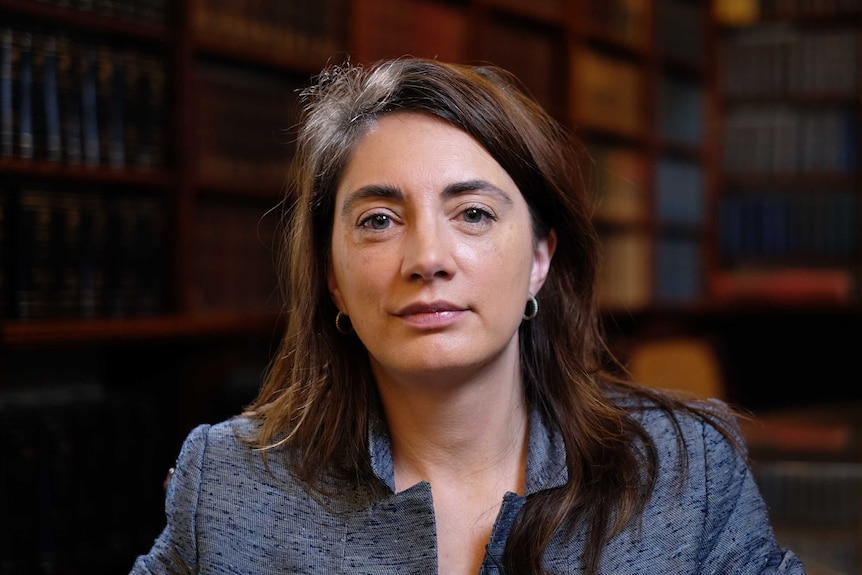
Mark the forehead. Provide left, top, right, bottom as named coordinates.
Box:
left=340, top=112, right=513, bottom=190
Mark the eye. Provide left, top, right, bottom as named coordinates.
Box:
left=358, top=213, right=392, bottom=230
left=462, top=206, right=495, bottom=224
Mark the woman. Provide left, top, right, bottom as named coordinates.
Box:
left=131, top=57, right=804, bottom=574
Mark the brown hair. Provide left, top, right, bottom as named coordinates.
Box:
left=246, top=57, right=743, bottom=575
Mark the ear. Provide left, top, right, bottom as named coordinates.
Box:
left=327, top=264, right=345, bottom=313
left=530, top=229, right=556, bottom=296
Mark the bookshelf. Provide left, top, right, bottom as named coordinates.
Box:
left=1, top=0, right=861, bottom=572
left=711, top=0, right=861, bottom=307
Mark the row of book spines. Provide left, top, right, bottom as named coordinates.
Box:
left=1, top=188, right=170, bottom=320
left=722, top=108, right=859, bottom=175
left=722, top=27, right=859, bottom=97
left=0, top=386, right=169, bottom=570
left=718, top=190, right=859, bottom=263
left=30, top=0, right=168, bottom=27
left=596, top=233, right=704, bottom=307
left=587, top=154, right=706, bottom=229
left=194, top=66, right=297, bottom=190
left=599, top=236, right=858, bottom=308
left=191, top=0, right=346, bottom=56
left=753, top=461, right=862, bottom=524
left=569, top=47, right=647, bottom=138
left=1, top=25, right=168, bottom=170
left=584, top=0, right=649, bottom=47
left=571, top=50, right=707, bottom=142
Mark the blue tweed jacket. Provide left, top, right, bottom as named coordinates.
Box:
left=131, top=403, right=806, bottom=574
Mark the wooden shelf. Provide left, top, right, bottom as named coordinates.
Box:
left=0, top=157, right=174, bottom=187
left=2, top=313, right=279, bottom=346
left=0, top=0, right=170, bottom=43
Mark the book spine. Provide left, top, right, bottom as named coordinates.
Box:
left=0, top=191, right=7, bottom=318
left=12, top=190, right=53, bottom=319
left=108, top=48, right=125, bottom=168
left=96, top=44, right=113, bottom=167
left=122, top=48, right=141, bottom=170
left=52, top=192, right=82, bottom=317
left=58, top=34, right=82, bottom=165
left=1, top=27, right=13, bottom=157
left=78, top=192, right=106, bottom=318
left=17, top=30, right=33, bottom=160
left=42, top=33, right=62, bottom=163
left=138, top=55, right=166, bottom=170
left=81, top=44, right=100, bottom=166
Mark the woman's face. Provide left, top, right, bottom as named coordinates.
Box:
left=328, top=112, right=555, bottom=385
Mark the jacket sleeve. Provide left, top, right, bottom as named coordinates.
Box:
left=128, top=424, right=212, bottom=575
left=696, top=414, right=807, bottom=575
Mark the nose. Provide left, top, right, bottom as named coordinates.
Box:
left=400, top=218, right=456, bottom=281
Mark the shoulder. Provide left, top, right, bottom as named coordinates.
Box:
left=622, top=395, right=745, bottom=462
left=173, top=416, right=270, bottom=485
left=174, top=416, right=258, bottom=467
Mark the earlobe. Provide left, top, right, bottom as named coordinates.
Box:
left=530, top=229, right=557, bottom=295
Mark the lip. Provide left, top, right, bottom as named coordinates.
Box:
left=395, top=301, right=466, bottom=329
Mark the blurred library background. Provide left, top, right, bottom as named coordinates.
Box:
left=0, top=0, right=860, bottom=573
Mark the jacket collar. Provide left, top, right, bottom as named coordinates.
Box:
left=367, top=405, right=569, bottom=495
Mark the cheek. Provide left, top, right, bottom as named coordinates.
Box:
left=333, top=247, right=389, bottom=306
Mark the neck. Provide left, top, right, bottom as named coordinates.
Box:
left=374, top=359, right=530, bottom=493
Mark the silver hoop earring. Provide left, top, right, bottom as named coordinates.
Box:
left=523, top=295, right=539, bottom=321
left=335, top=311, right=354, bottom=334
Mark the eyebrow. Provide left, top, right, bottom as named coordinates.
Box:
left=340, top=179, right=513, bottom=217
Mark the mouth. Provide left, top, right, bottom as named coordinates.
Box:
left=394, top=301, right=467, bottom=328
left=395, top=301, right=464, bottom=316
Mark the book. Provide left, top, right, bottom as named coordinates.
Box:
left=41, top=33, right=62, bottom=163
left=710, top=268, right=854, bottom=305
left=655, top=236, right=702, bottom=304
left=1, top=26, right=13, bottom=157
left=107, top=47, right=125, bottom=168
left=96, top=44, right=114, bottom=168
left=136, top=54, right=166, bottom=170
left=570, top=47, right=645, bottom=137
left=57, top=33, right=82, bottom=165
left=482, top=17, right=562, bottom=118
left=0, top=191, right=7, bottom=318
left=12, top=189, right=54, bottom=319
left=588, top=145, right=649, bottom=225
left=596, top=230, right=652, bottom=310
left=77, top=192, right=107, bottom=318
left=659, top=76, right=704, bottom=146
left=122, top=47, right=141, bottom=170
left=50, top=192, right=83, bottom=318
left=655, top=158, right=704, bottom=227
left=80, top=44, right=100, bottom=166
left=17, top=29, right=33, bottom=160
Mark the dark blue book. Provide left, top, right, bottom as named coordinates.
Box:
left=108, top=48, right=125, bottom=168
left=1, top=27, right=13, bottom=157
left=42, top=34, right=61, bottom=163
left=80, top=44, right=99, bottom=166
left=31, top=31, right=48, bottom=161
left=17, top=30, right=33, bottom=160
